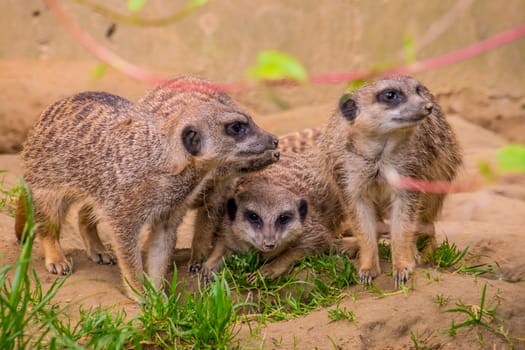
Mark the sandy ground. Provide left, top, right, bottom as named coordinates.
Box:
left=0, top=63, right=524, bottom=348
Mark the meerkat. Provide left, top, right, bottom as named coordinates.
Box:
left=188, top=152, right=357, bottom=282
left=15, top=75, right=279, bottom=298
left=317, top=75, right=461, bottom=287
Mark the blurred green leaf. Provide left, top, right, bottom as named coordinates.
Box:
left=347, top=79, right=366, bottom=91
left=496, top=144, right=525, bottom=173
left=477, top=160, right=497, bottom=182
left=403, top=34, right=416, bottom=63
left=127, top=0, right=147, bottom=13
left=91, top=62, right=108, bottom=80
left=249, top=50, right=308, bottom=83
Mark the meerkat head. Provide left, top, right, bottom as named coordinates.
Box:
left=139, top=75, right=280, bottom=174
left=226, top=184, right=308, bottom=253
left=337, top=76, right=436, bottom=136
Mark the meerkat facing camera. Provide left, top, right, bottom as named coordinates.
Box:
left=189, top=152, right=356, bottom=282
left=15, top=76, right=279, bottom=298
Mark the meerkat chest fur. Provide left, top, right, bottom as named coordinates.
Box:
left=342, top=130, right=419, bottom=212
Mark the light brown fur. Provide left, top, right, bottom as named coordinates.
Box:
left=278, top=128, right=323, bottom=153
left=15, top=75, right=279, bottom=298
left=189, top=152, right=355, bottom=281
left=317, top=76, right=461, bottom=287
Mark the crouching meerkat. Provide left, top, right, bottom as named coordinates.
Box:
left=317, top=76, right=461, bottom=287
left=15, top=75, right=279, bottom=298
left=189, top=152, right=356, bottom=282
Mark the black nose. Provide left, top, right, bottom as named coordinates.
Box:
left=273, top=151, right=280, bottom=160
left=424, top=103, right=434, bottom=114
left=263, top=240, right=276, bottom=249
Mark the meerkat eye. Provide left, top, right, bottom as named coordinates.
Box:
left=244, top=210, right=262, bottom=227
left=415, top=85, right=425, bottom=96
left=276, top=212, right=293, bottom=227
left=376, top=89, right=406, bottom=106
left=225, top=121, right=249, bottom=138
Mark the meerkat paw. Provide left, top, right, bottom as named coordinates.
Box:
left=358, top=264, right=381, bottom=285
left=188, top=260, right=203, bottom=274
left=87, top=250, right=116, bottom=265
left=393, top=264, right=414, bottom=289
left=260, top=263, right=287, bottom=280
left=198, top=265, right=218, bottom=286
left=45, top=257, right=73, bottom=275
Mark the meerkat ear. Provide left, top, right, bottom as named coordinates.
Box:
left=298, top=199, right=308, bottom=223
left=339, top=94, right=358, bottom=121
left=182, top=126, right=201, bottom=156
left=226, top=198, right=238, bottom=221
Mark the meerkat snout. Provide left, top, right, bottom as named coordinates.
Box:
left=263, top=239, right=276, bottom=250
left=424, top=102, right=434, bottom=114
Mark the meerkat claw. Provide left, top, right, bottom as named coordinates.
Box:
left=247, top=272, right=259, bottom=284
left=96, top=253, right=117, bottom=265
left=359, top=270, right=374, bottom=285
left=47, top=261, right=72, bottom=275
left=393, top=268, right=411, bottom=289
left=188, top=261, right=202, bottom=274
left=199, top=268, right=215, bottom=286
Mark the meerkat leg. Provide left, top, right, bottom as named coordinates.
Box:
left=390, top=195, right=420, bottom=288
left=146, top=218, right=182, bottom=290
left=415, top=193, right=444, bottom=259
left=415, top=222, right=436, bottom=262
left=336, top=237, right=360, bottom=258
left=111, top=225, right=145, bottom=298
left=32, top=191, right=72, bottom=275
left=352, top=201, right=381, bottom=284
left=38, top=224, right=71, bottom=275
left=14, top=193, right=28, bottom=242
left=77, top=205, right=116, bottom=265
left=200, top=238, right=230, bottom=284
left=189, top=206, right=219, bottom=273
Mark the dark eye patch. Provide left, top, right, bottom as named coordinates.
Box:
left=276, top=211, right=293, bottom=227
left=225, top=121, right=249, bottom=139
left=376, top=89, right=406, bottom=106
left=244, top=209, right=262, bottom=227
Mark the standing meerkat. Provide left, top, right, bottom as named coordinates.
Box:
left=189, top=152, right=356, bottom=282
left=317, top=76, right=461, bottom=287
left=15, top=75, right=279, bottom=297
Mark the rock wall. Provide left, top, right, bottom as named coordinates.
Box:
left=0, top=0, right=524, bottom=152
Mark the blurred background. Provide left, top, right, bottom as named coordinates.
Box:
left=1, top=0, right=524, bottom=152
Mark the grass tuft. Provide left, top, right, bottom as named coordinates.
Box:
left=136, top=269, right=239, bottom=349
left=0, top=171, right=22, bottom=217
left=328, top=305, right=355, bottom=322
left=444, top=284, right=514, bottom=348
left=222, top=250, right=359, bottom=322
left=430, top=239, right=468, bottom=268
left=0, top=182, right=68, bottom=349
